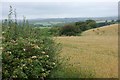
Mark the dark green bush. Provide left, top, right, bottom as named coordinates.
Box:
left=75, top=20, right=97, bottom=31
left=59, top=25, right=80, bottom=36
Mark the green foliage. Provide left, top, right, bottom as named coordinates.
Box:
left=97, top=20, right=117, bottom=27
left=59, top=25, right=80, bottom=36
left=2, top=6, right=60, bottom=79
left=75, top=20, right=97, bottom=31
left=75, top=22, right=87, bottom=31
left=49, top=27, right=60, bottom=36
left=56, top=20, right=97, bottom=36
left=50, top=19, right=116, bottom=36
left=86, top=20, right=97, bottom=29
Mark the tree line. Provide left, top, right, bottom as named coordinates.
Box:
left=49, top=19, right=117, bottom=36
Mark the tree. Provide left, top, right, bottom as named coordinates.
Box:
left=86, top=20, right=97, bottom=29
left=75, top=20, right=97, bottom=31
left=60, top=25, right=80, bottom=36
left=75, top=22, right=87, bottom=31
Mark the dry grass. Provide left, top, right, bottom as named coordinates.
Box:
left=82, top=24, right=118, bottom=36
left=54, top=24, right=118, bottom=78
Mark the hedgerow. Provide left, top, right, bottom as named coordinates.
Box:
left=2, top=6, right=60, bottom=79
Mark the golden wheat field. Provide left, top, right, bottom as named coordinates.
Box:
left=54, top=24, right=118, bottom=78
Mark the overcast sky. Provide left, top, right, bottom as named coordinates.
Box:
left=1, top=0, right=119, bottom=19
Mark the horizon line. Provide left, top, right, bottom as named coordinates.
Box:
left=1, top=16, right=118, bottom=20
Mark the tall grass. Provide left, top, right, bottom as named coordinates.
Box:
left=55, top=24, right=118, bottom=78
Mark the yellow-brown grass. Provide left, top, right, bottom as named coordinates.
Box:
left=54, top=24, right=118, bottom=78
left=82, top=24, right=118, bottom=36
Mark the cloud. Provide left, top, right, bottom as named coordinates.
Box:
left=2, top=2, right=118, bottom=19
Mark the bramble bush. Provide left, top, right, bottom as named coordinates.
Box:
left=2, top=6, right=60, bottom=79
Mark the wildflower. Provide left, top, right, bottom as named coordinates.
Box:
left=2, top=31, right=5, bottom=34
left=7, top=51, right=11, bottom=54
left=23, top=48, right=26, bottom=51
left=41, top=68, right=44, bottom=71
left=22, top=64, right=26, bottom=67
left=53, top=62, right=55, bottom=65
left=0, top=47, right=3, bottom=50
left=46, top=55, right=49, bottom=58
left=31, top=56, right=37, bottom=59
left=33, top=44, right=40, bottom=49
left=13, top=75, right=17, bottom=78
left=35, top=46, right=40, bottom=49
left=11, top=40, right=16, bottom=43
left=41, top=51, right=45, bottom=54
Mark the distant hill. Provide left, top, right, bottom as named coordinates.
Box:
left=81, top=24, right=118, bottom=36
left=28, top=16, right=117, bottom=26
left=29, top=16, right=117, bottom=23
left=1, top=16, right=117, bottom=27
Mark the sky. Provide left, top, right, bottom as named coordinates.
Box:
left=1, top=0, right=119, bottom=19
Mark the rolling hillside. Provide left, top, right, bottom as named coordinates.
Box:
left=54, top=24, right=118, bottom=78
left=81, top=24, right=118, bottom=36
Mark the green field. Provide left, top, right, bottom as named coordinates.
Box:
left=53, top=24, right=118, bottom=78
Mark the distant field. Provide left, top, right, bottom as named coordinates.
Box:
left=53, top=24, right=118, bottom=78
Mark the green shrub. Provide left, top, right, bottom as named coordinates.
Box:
left=75, top=20, right=97, bottom=31
left=59, top=25, right=80, bottom=36
left=2, top=6, right=60, bottom=79
left=49, top=27, right=60, bottom=36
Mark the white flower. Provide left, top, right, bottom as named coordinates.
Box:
left=46, top=55, right=49, bottom=58
left=7, top=51, right=11, bottom=54
left=2, top=31, right=5, bottom=34
left=33, top=45, right=40, bottom=49
left=22, top=64, right=26, bottom=67
left=23, top=49, right=26, bottom=51
left=31, top=56, right=37, bottom=59
left=0, top=47, right=3, bottom=50
left=41, top=51, right=45, bottom=54
left=41, top=68, right=44, bottom=71
left=13, top=75, right=17, bottom=78
left=36, top=46, right=40, bottom=49
left=11, top=40, right=16, bottom=43
left=53, top=62, right=55, bottom=65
